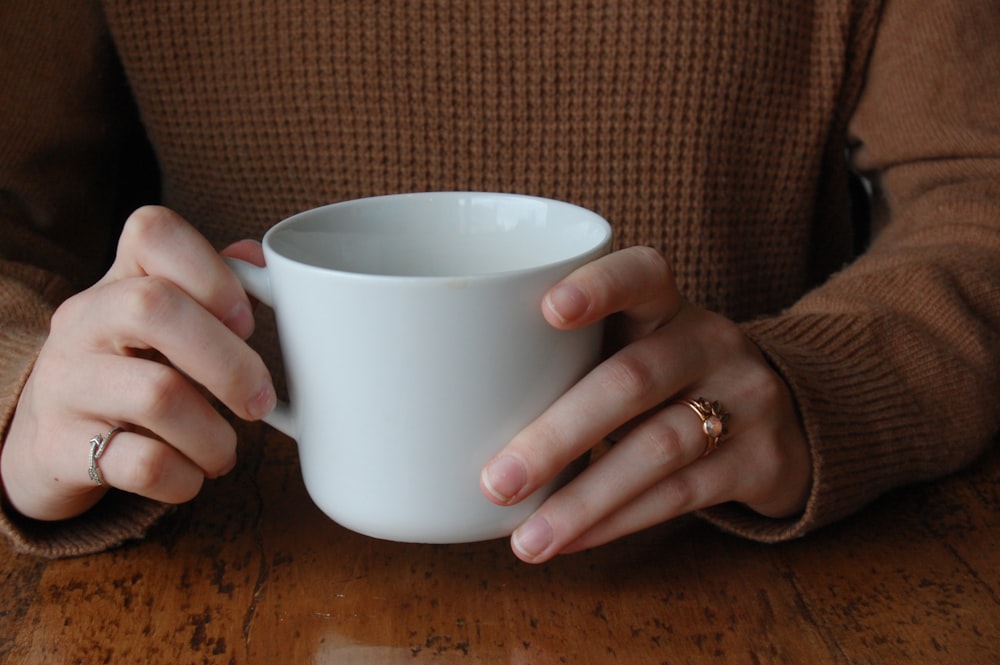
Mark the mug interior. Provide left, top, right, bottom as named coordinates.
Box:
left=265, top=192, right=611, bottom=277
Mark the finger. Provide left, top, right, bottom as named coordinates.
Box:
left=220, top=240, right=266, bottom=307
left=506, top=402, right=715, bottom=563
left=481, top=319, right=704, bottom=506
left=84, top=428, right=208, bottom=504
left=536, top=376, right=808, bottom=559
left=542, top=246, right=681, bottom=333
left=57, top=276, right=275, bottom=422
left=561, top=451, right=738, bottom=555
left=53, top=353, right=238, bottom=477
left=221, top=239, right=265, bottom=267
left=103, top=206, right=255, bottom=339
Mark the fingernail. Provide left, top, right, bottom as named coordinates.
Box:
left=223, top=301, right=254, bottom=339
left=482, top=456, right=527, bottom=504
left=512, top=517, right=553, bottom=560
left=545, top=285, right=588, bottom=324
left=247, top=384, right=276, bottom=420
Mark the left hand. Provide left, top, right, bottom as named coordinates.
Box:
left=480, top=246, right=812, bottom=563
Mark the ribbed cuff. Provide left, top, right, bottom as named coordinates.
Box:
left=0, top=490, right=173, bottom=558
left=0, top=325, right=172, bottom=558
left=700, top=311, right=933, bottom=543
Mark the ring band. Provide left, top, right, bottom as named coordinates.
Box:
left=680, top=397, right=729, bottom=457
left=88, top=427, right=123, bottom=486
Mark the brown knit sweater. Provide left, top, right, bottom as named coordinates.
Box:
left=1, top=0, right=998, bottom=558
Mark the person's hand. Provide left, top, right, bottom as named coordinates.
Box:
left=480, top=246, right=812, bottom=563
left=1, top=206, right=275, bottom=521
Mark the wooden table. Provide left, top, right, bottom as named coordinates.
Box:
left=2, top=423, right=997, bottom=664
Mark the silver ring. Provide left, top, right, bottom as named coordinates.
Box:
left=88, top=427, right=123, bottom=486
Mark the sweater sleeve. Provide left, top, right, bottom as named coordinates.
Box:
left=702, top=0, right=1000, bottom=541
left=0, top=0, right=171, bottom=558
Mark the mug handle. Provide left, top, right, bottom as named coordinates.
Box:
left=224, top=257, right=296, bottom=439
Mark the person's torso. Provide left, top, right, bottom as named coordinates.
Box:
left=103, top=0, right=880, bottom=319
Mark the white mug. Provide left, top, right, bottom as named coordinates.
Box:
left=227, top=192, right=612, bottom=543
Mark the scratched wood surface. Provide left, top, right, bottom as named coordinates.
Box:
left=1, top=422, right=997, bottom=664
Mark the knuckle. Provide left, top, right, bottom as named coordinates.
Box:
left=135, top=364, right=188, bottom=419
left=121, top=277, right=177, bottom=324
left=123, top=444, right=173, bottom=493
left=210, top=349, right=268, bottom=414
left=49, top=291, right=90, bottom=333
left=594, top=247, right=664, bottom=299
left=734, top=356, right=788, bottom=412
left=628, top=245, right=673, bottom=290
left=119, top=205, right=179, bottom=249
left=125, top=445, right=205, bottom=503
left=714, top=317, right=749, bottom=351
left=631, top=245, right=669, bottom=272
left=637, top=423, right=685, bottom=469
left=600, top=350, right=658, bottom=404
left=654, top=473, right=695, bottom=513
left=219, top=350, right=259, bottom=392
left=752, top=370, right=788, bottom=411
left=518, top=417, right=567, bottom=459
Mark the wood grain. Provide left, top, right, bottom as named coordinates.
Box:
left=2, top=423, right=996, bottom=664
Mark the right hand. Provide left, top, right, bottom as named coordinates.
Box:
left=1, top=206, right=276, bottom=521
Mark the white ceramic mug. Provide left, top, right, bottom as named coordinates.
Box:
left=227, top=192, right=612, bottom=543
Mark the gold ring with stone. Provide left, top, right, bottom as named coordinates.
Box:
left=679, top=397, right=729, bottom=457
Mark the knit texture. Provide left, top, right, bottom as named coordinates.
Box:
left=1, top=0, right=998, bottom=556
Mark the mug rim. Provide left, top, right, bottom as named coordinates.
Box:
left=260, top=191, right=614, bottom=282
